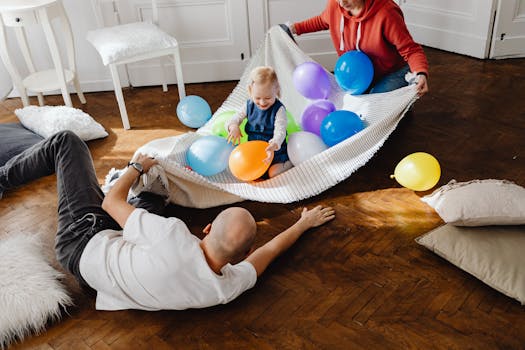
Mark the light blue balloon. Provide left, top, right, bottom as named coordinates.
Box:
left=186, top=135, right=234, bottom=176
left=320, top=110, right=365, bottom=147
left=177, top=95, right=212, bottom=128
left=334, top=50, right=374, bottom=95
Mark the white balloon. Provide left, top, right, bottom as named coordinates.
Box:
left=287, top=131, right=328, bottom=166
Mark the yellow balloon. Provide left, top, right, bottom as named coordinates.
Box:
left=391, top=152, right=441, bottom=191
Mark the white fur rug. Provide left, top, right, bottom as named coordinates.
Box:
left=0, top=234, right=72, bottom=349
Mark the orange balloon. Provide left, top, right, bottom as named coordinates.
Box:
left=229, top=140, right=273, bottom=181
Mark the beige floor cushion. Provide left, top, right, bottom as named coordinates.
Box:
left=416, top=224, right=525, bottom=305
left=421, top=179, right=525, bottom=226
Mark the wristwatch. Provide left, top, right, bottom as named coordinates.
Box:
left=127, top=162, right=144, bottom=176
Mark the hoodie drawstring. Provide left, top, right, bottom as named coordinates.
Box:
left=339, top=15, right=345, bottom=51
left=356, top=22, right=362, bottom=51
left=340, top=15, right=362, bottom=52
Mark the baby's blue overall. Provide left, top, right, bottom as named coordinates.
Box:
left=245, top=99, right=289, bottom=164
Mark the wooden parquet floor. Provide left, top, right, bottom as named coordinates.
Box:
left=1, top=47, right=525, bottom=349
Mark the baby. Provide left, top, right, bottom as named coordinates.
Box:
left=227, top=66, right=293, bottom=178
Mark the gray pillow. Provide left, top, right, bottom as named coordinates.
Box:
left=416, top=224, right=525, bottom=304
left=0, top=123, right=43, bottom=166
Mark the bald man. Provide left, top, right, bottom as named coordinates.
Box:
left=0, top=131, right=335, bottom=311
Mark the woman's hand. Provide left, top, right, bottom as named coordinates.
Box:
left=227, top=125, right=242, bottom=145
left=298, top=205, right=335, bottom=229
left=131, top=153, right=158, bottom=174
left=416, top=74, right=429, bottom=96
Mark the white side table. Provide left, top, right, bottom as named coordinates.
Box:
left=0, top=0, right=85, bottom=107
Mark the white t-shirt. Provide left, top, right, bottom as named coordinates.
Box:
left=79, top=208, right=257, bottom=311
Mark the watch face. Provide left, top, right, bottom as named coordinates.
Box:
left=132, top=162, right=143, bottom=173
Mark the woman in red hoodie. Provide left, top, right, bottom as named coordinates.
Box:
left=289, top=0, right=429, bottom=96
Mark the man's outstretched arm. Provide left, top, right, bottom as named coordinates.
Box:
left=246, top=206, right=335, bottom=276
left=102, top=154, right=157, bottom=228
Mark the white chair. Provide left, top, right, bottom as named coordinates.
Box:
left=87, top=0, right=185, bottom=129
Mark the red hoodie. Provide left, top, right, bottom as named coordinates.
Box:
left=293, top=0, right=429, bottom=81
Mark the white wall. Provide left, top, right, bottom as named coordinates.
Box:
left=247, top=0, right=336, bottom=68
left=2, top=0, right=112, bottom=98
left=490, top=0, right=525, bottom=58
left=400, top=0, right=496, bottom=58
left=3, top=0, right=521, bottom=100
left=3, top=0, right=256, bottom=97
left=2, top=0, right=330, bottom=97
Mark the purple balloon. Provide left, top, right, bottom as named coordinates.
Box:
left=301, top=100, right=336, bottom=136
left=293, top=62, right=331, bottom=99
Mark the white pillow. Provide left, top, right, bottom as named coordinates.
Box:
left=416, top=224, right=525, bottom=305
left=421, top=179, right=525, bottom=226
left=0, top=234, right=72, bottom=348
left=15, top=106, right=108, bottom=141
left=86, top=22, right=179, bottom=65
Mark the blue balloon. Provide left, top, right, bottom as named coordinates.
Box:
left=186, top=135, right=234, bottom=176
left=177, top=95, right=212, bottom=128
left=320, top=110, right=365, bottom=147
left=334, top=50, right=374, bottom=95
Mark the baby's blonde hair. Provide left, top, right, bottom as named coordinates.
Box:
left=248, top=66, right=280, bottom=97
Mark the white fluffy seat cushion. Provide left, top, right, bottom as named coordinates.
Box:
left=421, top=179, right=525, bottom=226
left=15, top=106, right=108, bottom=141
left=0, top=234, right=72, bottom=348
left=86, top=22, right=179, bottom=65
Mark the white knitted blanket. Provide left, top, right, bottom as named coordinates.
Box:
left=122, top=26, right=418, bottom=208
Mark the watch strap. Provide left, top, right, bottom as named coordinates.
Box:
left=127, top=162, right=144, bottom=175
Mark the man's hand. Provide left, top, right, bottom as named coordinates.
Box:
left=227, top=125, right=242, bottom=145
left=298, top=205, right=336, bottom=229
left=102, top=153, right=158, bottom=228
left=131, top=153, right=158, bottom=174
left=246, top=205, right=335, bottom=276
left=264, top=142, right=279, bottom=164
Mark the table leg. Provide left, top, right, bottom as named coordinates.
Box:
left=0, top=17, right=29, bottom=106
left=14, top=27, right=45, bottom=106
left=39, top=7, right=72, bottom=107
left=58, top=2, right=85, bottom=104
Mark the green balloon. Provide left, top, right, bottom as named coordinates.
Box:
left=213, top=110, right=301, bottom=144
left=212, top=111, right=248, bottom=143
left=286, top=110, right=301, bottom=142
left=211, top=111, right=235, bottom=138
left=239, top=119, right=248, bottom=143
left=286, top=110, right=301, bottom=134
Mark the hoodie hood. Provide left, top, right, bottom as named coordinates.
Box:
left=337, top=0, right=389, bottom=51
left=338, top=0, right=388, bottom=22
